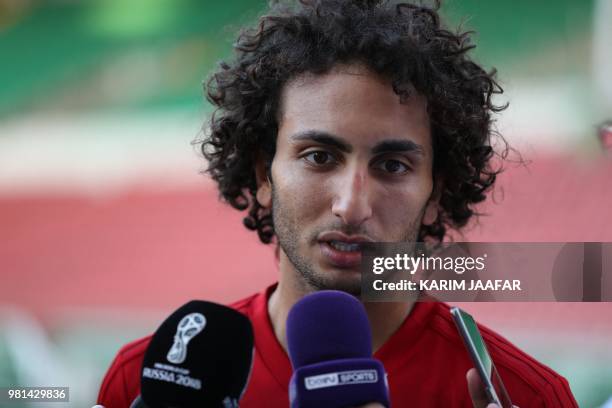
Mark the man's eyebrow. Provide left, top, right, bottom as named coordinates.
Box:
left=290, top=130, right=353, bottom=153
left=290, top=131, right=425, bottom=156
left=371, top=139, right=425, bottom=156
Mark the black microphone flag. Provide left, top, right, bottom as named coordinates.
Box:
left=132, top=300, right=254, bottom=408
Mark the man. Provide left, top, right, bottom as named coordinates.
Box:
left=98, top=1, right=577, bottom=406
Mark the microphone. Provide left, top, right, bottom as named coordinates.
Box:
left=130, top=300, right=254, bottom=408
left=286, top=291, right=390, bottom=408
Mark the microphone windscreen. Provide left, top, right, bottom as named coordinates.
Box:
left=139, top=300, right=254, bottom=408
left=287, top=290, right=372, bottom=369
left=286, top=291, right=390, bottom=408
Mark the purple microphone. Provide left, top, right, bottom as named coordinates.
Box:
left=286, top=290, right=390, bottom=408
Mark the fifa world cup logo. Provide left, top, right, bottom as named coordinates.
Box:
left=167, top=313, right=206, bottom=364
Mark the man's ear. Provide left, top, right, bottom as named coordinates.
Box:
left=423, top=175, right=443, bottom=226
left=255, top=153, right=272, bottom=208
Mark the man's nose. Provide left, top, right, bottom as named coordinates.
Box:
left=331, top=167, right=373, bottom=227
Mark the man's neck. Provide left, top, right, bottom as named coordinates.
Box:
left=267, top=255, right=415, bottom=353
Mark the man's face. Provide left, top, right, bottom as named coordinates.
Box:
left=257, top=64, right=437, bottom=295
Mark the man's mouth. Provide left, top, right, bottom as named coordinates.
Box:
left=319, top=241, right=363, bottom=268
left=327, top=240, right=361, bottom=252
left=317, top=232, right=373, bottom=268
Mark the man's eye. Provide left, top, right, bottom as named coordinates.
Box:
left=375, top=159, right=409, bottom=174
left=303, top=151, right=335, bottom=165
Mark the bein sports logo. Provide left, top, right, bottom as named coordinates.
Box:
left=167, top=313, right=206, bottom=364
left=304, top=370, right=378, bottom=390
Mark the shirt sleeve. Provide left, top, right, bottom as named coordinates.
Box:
left=541, top=375, right=579, bottom=408
left=97, top=351, right=131, bottom=408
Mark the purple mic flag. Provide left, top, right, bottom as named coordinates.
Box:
left=286, top=290, right=390, bottom=408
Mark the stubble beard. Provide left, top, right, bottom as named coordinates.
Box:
left=271, top=184, right=427, bottom=296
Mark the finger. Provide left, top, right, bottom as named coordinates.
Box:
left=467, top=368, right=491, bottom=408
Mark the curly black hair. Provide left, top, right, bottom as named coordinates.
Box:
left=200, top=0, right=508, bottom=244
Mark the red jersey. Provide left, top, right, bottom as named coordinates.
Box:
left=98, top=285, right=577, bottom=407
